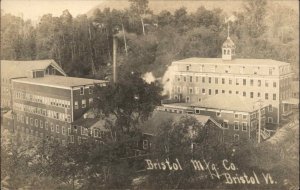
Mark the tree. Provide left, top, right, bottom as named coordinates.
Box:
left=129, top=0, right=151, bottom=35
left=242, top=0, right=267, bottom=38
left=94, top=72, right=162, bottom=135
left=144, top=115, right=230, bottom=189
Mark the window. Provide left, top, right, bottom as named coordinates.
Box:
left=26, top=117, right=29, bottom=125
left=40, top=120, right=43, bottom=128
left=265, top=80, right=269, bottom=87
left=265, top=93, right=269, bottom=100
left=242, top=123, right=247, bottom=131
left=89, top=86, right=93, bottom=94
left=94, top=129, right=99, bottom=137
left=74, top=101, right=78, bottom=109
left=70, top=135, right=74, bottom=143
left=234, top=134, right=239, bottom=141
left=195, top=109, right=200, bottom=114
left=209, top=89, right=211, bottom=95
left=89, top=98, right=93, bottom=105
left=222, top=78, right=225, bottom=84
left=223, top=121, right=229, bottom=129
left=257, top=92, right=261, bottom=98
left=198, top=98, right=201, bottom=102
left=216, top=112, right=221, bottom=117
left=186, top=65, right=190, bottom=71
left=234, top=122, right=239, bottom=130
left=268, top=117, right=273, bottom=123
left=202, top=89, right=206, bottom=94
left=82, top=99, right=86, bottom=108
left=80, top=87, right=84, bottom=95
left=189, top=88, right=193, bottom=94
left=143, top=140, right=149, bottom=150
left=269, top=68, right=273, bottom=75
left=195, top=76, right=198, bottom=82
left=215, top=89, right=218, bottom=94
left=229, top=90, right=232, bottom=94
left=202, top=77, right=205, bottom=83
left=56, top=125, right=60, bottom=133
left=186, top=96, right=190, bottom=103
left=215, top=78, right=218, bottom=84
left=177, top=86, right=181, bottom=93
left=222, top=90, right=225, bottom=94
left=243, top=92, right=246, bottom=97
left=250, top=79, right=253, bottom=86
left=209, top=77, right=211, bottom=83
left=177, top=76, right=180, bottom=82
left=250, top=92, right=254, bottom=98
left=243, top=79, right=246, bottom=85
left=229, top=79, right=232, bottom=85
left=35, top=119, right=38, bottom=127
left=189, top=76, right=192, bottom=82
left=273, top=94, right=276, bottom=100
left=78, top=136, right=81, bottom=144
left=273, top=82, right=277, bottom=88
left=62, top=126, right=66, bottom=135
left=45, top=122, right=48, bottom=130
left=183, top=76, right=186, bottom=82
left=258, top=80, right=261, bottom=87
left=81, top=127, right=89, bottom=136
left=236, top=91, right=239, bottom=95
left=236, top=78, right=239, bottom=85
left=269, top=105, right=273, bottom=112
left=51, top=123, right=54, bottom=132
left=234, top=114, right=239, bottom=119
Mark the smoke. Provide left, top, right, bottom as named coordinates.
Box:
left=142, top=72, right=156, bottom=84
left=161, top=65, right=176, bottom=96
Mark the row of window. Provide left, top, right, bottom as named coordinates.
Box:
left=16, top=117, right=106, bottom=141
left=223, top=121, right=248, bottom=131
left=74, top=98, right=93, bottom=109
left=14, top=91, right=71, bottom=109
left=175, top=90, right=277, bottom=101
left=14, top=103, right=71, bottom=123
left=79, top=86, right=93, bottom=95
left=176, top=75, right=279, bottom=88
left=185, top=65, right=281, bottom=76
left=16, top=129, right=104, bottom=146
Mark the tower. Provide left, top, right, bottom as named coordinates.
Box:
left=222, top=19, right=236, bottom=61
left=222, top=37, right=235, bottom=61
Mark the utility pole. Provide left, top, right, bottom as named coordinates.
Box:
left=113, top=35, right=118, bottom=83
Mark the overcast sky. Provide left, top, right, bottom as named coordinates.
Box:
left=2, top=0, right=102, bottom=20
left=2, top=0, right=298, bottom=21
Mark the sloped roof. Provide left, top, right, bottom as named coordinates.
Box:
left=192, top=94, right=262, bottom=112
left=140, top=110, right=210, bottom=136
left=173, top=57, right=290, bottom=67
left=0, top=59, right=66, bottom=78
left=222, top=37, right=235, bottom=48
left=12, top=75, right=107, bottom=88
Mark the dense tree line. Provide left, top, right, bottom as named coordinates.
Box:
left=1, top=0, right=298, bottom=79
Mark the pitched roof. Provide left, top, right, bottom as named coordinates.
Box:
left=1, top=59, right=66, bottom=78
left=173, top=57, right=290, bottom=67
left=192, top=94, right=263, bottom=112
left=222, top=37, right=235, bottom=48
left=140, top=110, right=210, bottom=135
left=12, top=75, right=107, bottom=88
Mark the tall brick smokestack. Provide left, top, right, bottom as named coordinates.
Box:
left=113, top=36, right=118, bottom=83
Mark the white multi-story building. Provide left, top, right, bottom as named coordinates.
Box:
left=170, top=36, right=294, bottom=128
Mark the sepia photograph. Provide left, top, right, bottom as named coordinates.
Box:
left=1, top=0, right=299, bottom=189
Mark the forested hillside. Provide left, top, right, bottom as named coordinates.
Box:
left=1, top=0, right=298, bottom=80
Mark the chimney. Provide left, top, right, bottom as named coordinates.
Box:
left=113, top=36, right=118, bottom=83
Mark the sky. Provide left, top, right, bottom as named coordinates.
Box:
left=2, top=0, right=298, bottom=21
left=1, top=0, right=102, bottom=20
